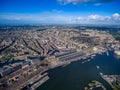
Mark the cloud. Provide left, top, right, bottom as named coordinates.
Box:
left=112, top=13, right=120, bottom=21
left=88, top=14, right=102, bottom=20
left=0, top=13, right=73, bottom=24
left=0, top=13, right=120, bottom=24
left=52, top=9, right=63, bottom=13
left=94, top=3, right=102, bottom=6
left=88, top=14, right=111, bottom=21
left=58, top=0, right=91, bottom=5
left=70, top=13, right=120, bottom=24
left=57, top=0, right=114, bottom=5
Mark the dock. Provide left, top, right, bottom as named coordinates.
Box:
left=30, top=76, right=49, bottom=90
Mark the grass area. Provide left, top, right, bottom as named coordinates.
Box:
left=110, top=31, right=120, bottom=41
left=84, top=80, right=107, bottom=90
left=111, top=75, right=120, bottom=90
left=102, top=75, right=120, bottom=90
left=1, top=55, right=12, bottom=61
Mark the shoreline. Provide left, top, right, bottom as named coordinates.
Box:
left=0, top=49, right=112, bottom=90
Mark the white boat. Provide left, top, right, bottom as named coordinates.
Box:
left=114, top=50, right=120, bottom=56
left=96, top=66, right=100, bottom=69
left=87, top=59, right=91, bottom=62
left=92, top=54, right=96, bottom=57
left=100, top=72, right=103, bottom=76
left=82, top=62, right=84, bottom=64
left=83, top=57, right=87, bottom=59
left=106, top=52, right=109, bottom=56
left=91, top=56, right=94, bottom=59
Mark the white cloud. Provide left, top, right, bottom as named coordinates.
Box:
left=87, top=13, right=120, bottom=23
left=88, top=14, right=111, bottom=21
left=52, top=9, right=63, bottom=13
left=71, top=13, right=120, bottom=24
left=57, top=0, right=114, bottom=5
left=94, top=3, right=102, bottom=6
left=0, top=13, right=73, bottom=24
left=0, top=13, right=120, bottom=24
left=112, top=13, right=120, bottom=21
left=58, top=0, right=91, bottom=5
left=88, top=14, right=102, bottom=20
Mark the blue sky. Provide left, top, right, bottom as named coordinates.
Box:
left=0, top=0, right=120, bottom=24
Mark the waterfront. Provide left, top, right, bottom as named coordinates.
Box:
left=1, top=26, right=119, bottom=90
left=37, top=51, right=120, bottom=90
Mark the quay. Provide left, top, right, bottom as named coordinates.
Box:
left=30, top=76, right=49, bottom=90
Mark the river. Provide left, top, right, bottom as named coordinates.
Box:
left=37, top=51, right=120, bottom=90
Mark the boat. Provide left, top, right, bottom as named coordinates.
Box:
left=91, top=56, right=94, bottom=59
left=92, top=54, right=96, bottom=57
left=114, top=50, right=120, bottom=56
left=82, top=62, right=84, bottom=64
left=96, top=66, right=100, bottom=69
left=83, top=57, right=87, bottom=59
left=106, top=51, right=109, bottom=56
left=87, top=59, right=91, bottom=62
left=100, top=72, right=103, bottom=76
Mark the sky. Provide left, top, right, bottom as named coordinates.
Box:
left=0, top=0, right=120, bottom=25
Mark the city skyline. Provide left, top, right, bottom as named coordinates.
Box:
left=0, top=0, right=120, bottom=24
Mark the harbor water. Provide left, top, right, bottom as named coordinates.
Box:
left=37, top=51, right=120, bottom=90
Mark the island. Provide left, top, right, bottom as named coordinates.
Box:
left=102, top=75, right=120, bottom=90
left=84, top=80, right=106, bottom=90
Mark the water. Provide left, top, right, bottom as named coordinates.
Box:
left=37, top=51, right=120, bottom=90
